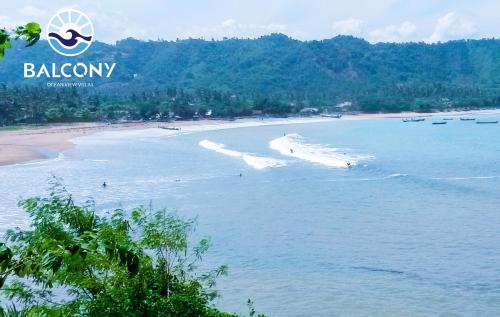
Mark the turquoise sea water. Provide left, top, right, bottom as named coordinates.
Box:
left=1, top=116, right=500, bottom=316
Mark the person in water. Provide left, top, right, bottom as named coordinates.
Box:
left=239, top=173, right=242, bottom=177
left=290, top=149, right=294, bottom=154
left=346, top=162, right=351, bottom=168
left=102, top=182, right=107, bottom=188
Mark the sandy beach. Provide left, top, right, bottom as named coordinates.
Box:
left=1, top=109, right=499, bottom=166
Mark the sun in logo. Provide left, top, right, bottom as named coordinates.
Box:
left=47, top=9, right=94, bottom=57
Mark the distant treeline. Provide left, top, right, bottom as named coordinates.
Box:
left=1, top=83, right=500, bottom=125
left=0, top=85, right=296, bottom=124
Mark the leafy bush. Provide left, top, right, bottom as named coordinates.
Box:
left=0, top=182, right=263, bottom=316
left=0, top=22, right=41, bottom=59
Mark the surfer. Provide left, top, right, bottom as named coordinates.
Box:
left=346, top=162, right=351, bottom=168
left=102, top=181, right=107, bottom=188
left=290, top=149, right=294, bottom=154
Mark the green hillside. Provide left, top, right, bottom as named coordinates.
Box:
left=2, top=34, right=500, bottom=123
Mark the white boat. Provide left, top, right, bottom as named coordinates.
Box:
left=321, top=114, right=342, bottom=118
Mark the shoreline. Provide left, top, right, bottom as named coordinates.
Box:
left=1, top=109, right=500, bottom=167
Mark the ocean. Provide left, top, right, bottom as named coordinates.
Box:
left=1, top=116, right=500, bottom=316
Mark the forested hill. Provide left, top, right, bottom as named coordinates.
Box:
left=2, top=34, right=500, bottom=123
left=3, top=34, right=500, bottom=93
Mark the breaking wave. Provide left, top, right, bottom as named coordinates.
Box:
left=199, top=140, right=286, bottom=170
left=269, top=133, right=373, bottom=168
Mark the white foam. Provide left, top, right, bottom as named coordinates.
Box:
left=4, top=152, right=66, bottom=168
left=199, top=140, right=242, bottom=157
left=432, top=176, right=498, bottom=181
left=241, top=155, right=286, bottom=170
left=387, top=173, right=408, bottom=178
left=71, top=117, right=338, bottom=145
left=199, top=140, right=286, bottom=170
left=72, top=128, right=183, bottom=145
left=269, top=133, right=373, bottom=168
left=183, top=117, right=337, bottom=133
left=359, top=174, right=408, bottom=181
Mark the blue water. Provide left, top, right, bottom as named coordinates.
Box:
left=1, top=117, right=500, bottom=316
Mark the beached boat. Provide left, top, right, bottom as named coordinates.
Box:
left=402, top=117, right=426, bottom=122
left=460, top=118, right=476, bottom=121
left=432, top=121, right=447, bottom=125
left=321, top=114, right=342, bottom=118
left=160, top=126, right=181, bottom=130
left=476, top=121, right=498, bottom=124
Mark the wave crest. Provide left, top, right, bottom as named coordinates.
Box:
left=199, top=140, right=286, bottom=170
left=269, top=133, right=373, bottom=168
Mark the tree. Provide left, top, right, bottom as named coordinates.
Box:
left=0, top=180, right=264, bottom=316
left=0, top=22, right=41, bottom=60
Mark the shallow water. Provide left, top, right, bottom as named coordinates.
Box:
left=1, top=117, right=500, bottom=316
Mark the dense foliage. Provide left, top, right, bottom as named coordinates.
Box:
left=0, top=182, right=264, bottom=316
left=2, top=34, right=500, bottom=123
left=0, top=85, right=284, bottom=124
left=0, top=23, right=41, bottom=60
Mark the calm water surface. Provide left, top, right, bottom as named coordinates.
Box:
left=1, top=117, right=500, bottom=316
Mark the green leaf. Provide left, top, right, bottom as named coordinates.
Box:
left=0, top=22, right=40, bottom=60
left=25, top=35, right=39, bottom=47
left=25, top=22, right=41, bottom=34
left=126, top=252, right=140, bottom=275
left=0, top=30, right=9, bottom=60
left=131, top=208, right=143, bottom=223
left=13, top=22, right=41, bottom=48
left=0, top=243, right=13, bottom=270
left=0, top=31, right=9, bottom=45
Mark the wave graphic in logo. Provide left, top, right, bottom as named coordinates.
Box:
left=47, top=9, right=94, bottom=56
left=48, top=29, right=92, bottom=47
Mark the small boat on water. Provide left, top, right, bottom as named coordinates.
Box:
left=460, top=118, right=476, bottom=121
left=402, top=117, right=426, bottom=122
left=443, top=118, right=454, bottom=121
left=476, top=120, right=498, bottom=124
left=432, top=121, right=447, bottom=125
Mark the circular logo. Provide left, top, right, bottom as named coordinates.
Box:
left=47, top=9, right=94, bottom=57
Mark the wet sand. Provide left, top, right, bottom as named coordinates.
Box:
left=0, top=121, right=210, bottom=166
